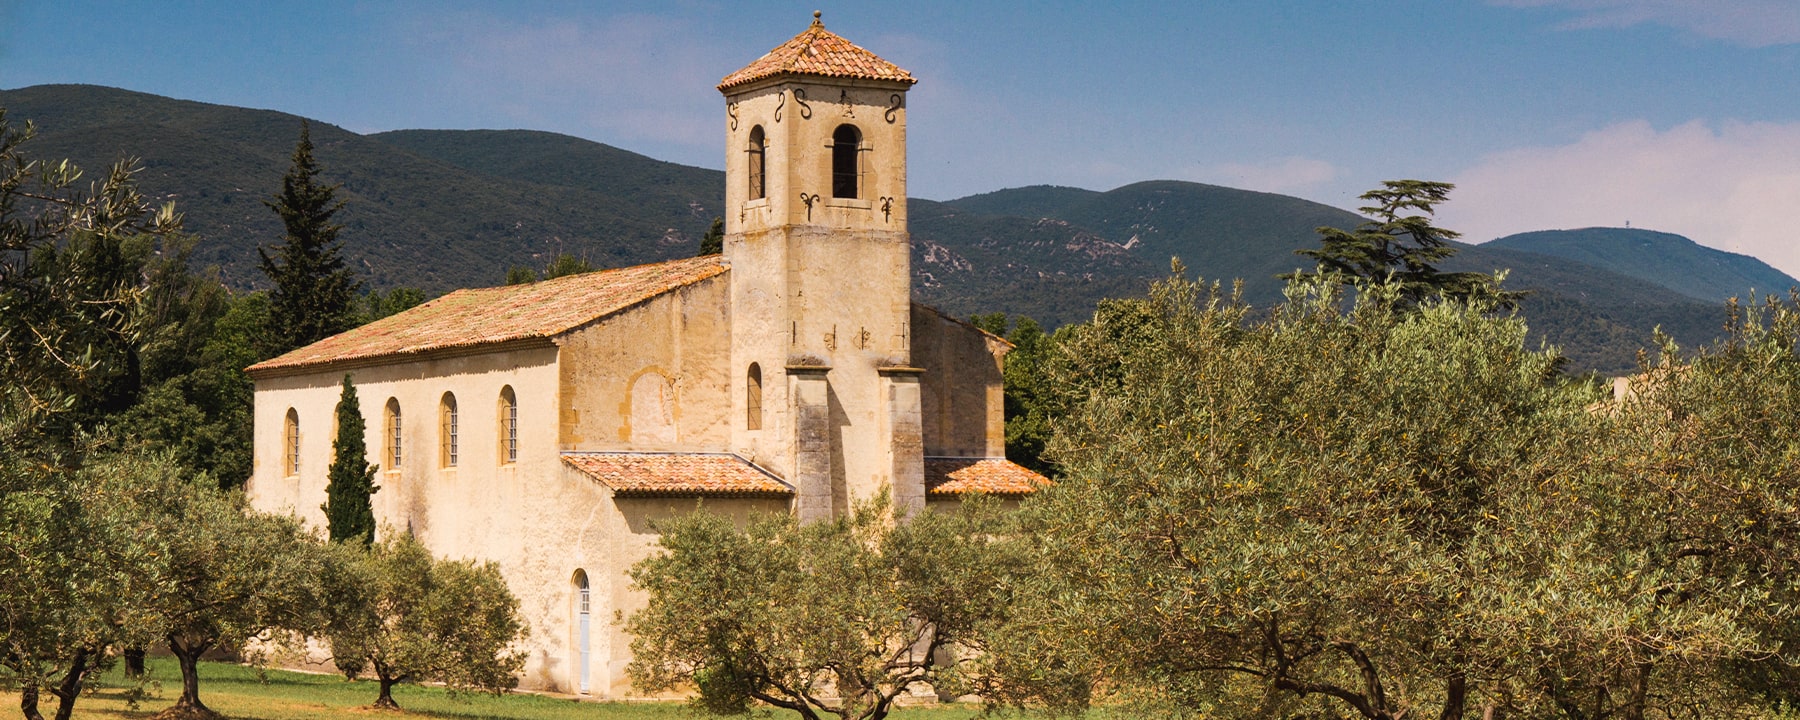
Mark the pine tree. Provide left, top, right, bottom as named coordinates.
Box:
left=1284, top=180, right=1517, bottom=310
left=697, top=216, right=724, bottom=256
left=323, top=374, right=379, bottom=546
left=260, top=121, right=360, bottom=355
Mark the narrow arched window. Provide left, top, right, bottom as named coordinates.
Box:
left=498, top=386, right=518, bottom=465
left=384, top=398, right=402, bottom=469
left=439, top=392, right=459, bottom=468
left=832, top=124, right=861, bottom=198
left=746, top=363, right=763, bottom=431
left=283, top=409, right=301, bottom=477
left=747, top=125, right=766, bottom=200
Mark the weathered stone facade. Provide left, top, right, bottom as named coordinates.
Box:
left=246, top=16, right=1044, bottom=697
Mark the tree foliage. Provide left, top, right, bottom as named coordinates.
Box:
left=322, top=375, right=379, bottom=547
left=320, top=533, right=526, bottom=709
left=698, top=216, right=724, bottom=256
left=129, top=468, right=325, bottom=719
left=988, top=270, right=1800, bottom=719
left=1286, top=180, right=1514, bottom=310
left=260, top=121, right=359, bottom=355
left=626, top=497, right=1015, bottom=720
left=0, top=109, right=184, bottom=441
left=0, top=446, right=167, bottom=720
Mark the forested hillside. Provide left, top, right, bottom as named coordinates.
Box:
left=2, top=83, right=1781, bottom=373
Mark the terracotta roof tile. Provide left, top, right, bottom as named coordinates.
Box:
left=925, top=457, right=1050, bottom=497
left=247, top=256, right=727, bottom=375
left=718, top=13, right=916, bottom=92
left=562, top=452, right=794, bottom=498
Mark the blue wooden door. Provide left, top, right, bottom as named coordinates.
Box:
left=577, top=573, right=592, bottom=693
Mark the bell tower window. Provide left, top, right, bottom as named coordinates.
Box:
left=832, top=124, right=861, bottom=199
left=747, top=126, right=766, bottom=200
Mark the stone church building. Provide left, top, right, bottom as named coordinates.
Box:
left=246, top=16, right=1047, bottom=697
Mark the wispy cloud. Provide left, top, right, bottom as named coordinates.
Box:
left=1443, top=119, right=1800, bottom=277
left=1492, top=0, right=1800, bottom=46
left=1187, top=156, right=1341, bottom=196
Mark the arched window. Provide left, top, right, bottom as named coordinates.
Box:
left=439, top=392, right=459, bottom=468
left=498, top=386, right=518, bottom=465
left=384, top=398, right=402, bottom=469
left=746, top=363, right=763, bottom=431
left=747, top=125, right=766, bottom=200
left=832, top=124, right=861, bottom=199
left=573, top=569, right=592, bottom=694
left=283, top=409, right=300, bottom=477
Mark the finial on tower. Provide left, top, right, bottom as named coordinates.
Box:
left=812, top=10, right=823, bottom=26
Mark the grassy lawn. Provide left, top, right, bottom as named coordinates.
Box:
left=0, top=659, right=1022, bottom=720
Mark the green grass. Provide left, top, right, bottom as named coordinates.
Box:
left=5, top=659, right=1023, bottom=720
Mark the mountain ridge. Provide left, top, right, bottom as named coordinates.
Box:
left=0, top=83, right=1767, bottom=373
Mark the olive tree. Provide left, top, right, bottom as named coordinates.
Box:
left=999, top=274, right=1590, bottom=719
left=626, top=497, right=1015, bottom=720
left=320, top=533, right=525, bottom=709
left=128, top=470, right=325, bottom=720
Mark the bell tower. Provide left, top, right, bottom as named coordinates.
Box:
left=719, top=12, right=923, bottom=521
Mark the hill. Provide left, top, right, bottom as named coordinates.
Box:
left=0, top=84, right=1754, bottom=374
left=0, top=84, right=723, bottom=292
left=1484, top=227, right=1797, bottom=303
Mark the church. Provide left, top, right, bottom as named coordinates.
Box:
left=245, top=14, right=1048, bottom=697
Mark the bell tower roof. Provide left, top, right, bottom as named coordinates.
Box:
left=717, top=11, right=917, bottom=93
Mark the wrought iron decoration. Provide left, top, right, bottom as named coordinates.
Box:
left=793, top=88, right=813, bottom=119
left=727, top=102, right=739, bottom=131
left=800, top=192, right=820, bottom=221
left=885, top=93, right=903, bottom=124
left=879, top=197, right=894, bottom=223
left=775, top=91, right=786, bottom=122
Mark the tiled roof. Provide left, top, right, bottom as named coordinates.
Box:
left=247, top=256, right=727, bottom=375
left=562, top=452, right=794, bottom=498
left=925, top=457, right=1050, bottom=497
left=718, top=13, right=917, bottom=92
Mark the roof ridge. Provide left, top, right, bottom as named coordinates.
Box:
left=247, top=255, right=728, bottom=376
left=718, top=12, right=916, bottom=92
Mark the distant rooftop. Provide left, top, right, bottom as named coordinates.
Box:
left=925, top=457, right=1051, bottom=496
left=718, top=11, right=917, bottom=92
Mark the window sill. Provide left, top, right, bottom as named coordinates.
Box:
left=825, top=198, right=871, bottom=209
left=744, top=198, right=768, bottom=209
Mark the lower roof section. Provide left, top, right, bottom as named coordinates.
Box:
left=924, top=457, right=1051, bottom=497
left=561, top=452, right=794, bottom=498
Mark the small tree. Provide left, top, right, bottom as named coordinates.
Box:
left=543, top=253, right=596, bottom=279
left=260, top=121, right=359, bottom=355
left=322, top=375, right=379, bottom=546
left=697, top=216, right=724, bottom=256
left=132, top=472, right=324, bottom=720
left=1285, top=180, right=1513, bottom=310
left=0, top=447, right=170, bottom=720
left=627, top=496, right=1013, bottom=720
left=322, top=533, right=526, bottom=709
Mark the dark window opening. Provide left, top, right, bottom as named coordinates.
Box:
left=748, top=126, right=766, bottom=200
left=832, top=125, right=861, bottom=199
left=746, top=363, right=763, bottom=431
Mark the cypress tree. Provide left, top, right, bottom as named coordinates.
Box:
left=260, top=121, right=360, bottom=355
left=322, top=374, right=379, bottom=546
left=697, top=216, right=725, bottom=256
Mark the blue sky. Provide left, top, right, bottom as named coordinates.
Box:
left=5, top=1, right=1800, bottom=274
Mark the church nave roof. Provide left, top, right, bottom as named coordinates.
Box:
left=248, top=255, right=727, bottom=376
